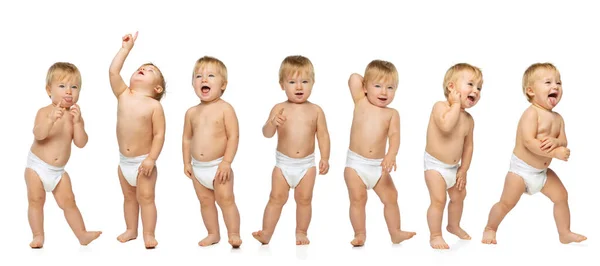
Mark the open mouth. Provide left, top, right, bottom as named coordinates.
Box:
left=201, top=86, right=211, bottom=94
left=548, top=92, right=558, bottom=98
left=548, top=92, right=558, bottom=106
left=294, top=92, right=304, bottom=98
left=138, top=71, right=145, bottom=75
left=377, top=97, right=387, bottom=101
left=467, top=95, right=476, bottom=102
left=63, top=97, right=73, bottom=103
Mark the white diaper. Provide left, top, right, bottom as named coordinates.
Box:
left=275, top=151, right=315, bottom=188
left=26, top=151, right=65, bottom=192
left=424, top=151, right=460, bottom=189
left=192, top=156, right=223, bottom=190
left=345, top=150, right=383, bottom=190
left=509, top=154, right=548, bottom=195
left=119, top=153, right=148, bottom=187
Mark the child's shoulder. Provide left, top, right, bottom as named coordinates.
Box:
left=432, top=100, right=449, bottom=109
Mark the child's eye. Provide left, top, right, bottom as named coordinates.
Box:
left=387, top=86, right=394, bottom=90
left=59, top=85, right=65, bottom=88
left=545, top=81, right=551, bottom=84
left=477, top=87, right=482, bottom=91
left=209, top=74, right=215, bottom=77
left=468, top=82, right=473, bottom=86
left=196, top=75, right=202, bottom=78
left=375, top=84, right=381, bottom=88
left=302, top=80, right=308, bottom=84
left=289, top=81, right=295, bottom=84
left=557, top=82, right=562, bottom=85
left=71, top=86, right=78, bottom=90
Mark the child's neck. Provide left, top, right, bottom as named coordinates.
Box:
left=446, top=100, right=466, bottom=111
left=130, top=86, right=155, bottom=98
left=531, top=102, right=552, bottom=112
left=201, top=97, right=222, bottom=105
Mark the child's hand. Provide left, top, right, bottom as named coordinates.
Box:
left=381, top=154, right=397, bottom=173
left=122, top=32, right=138, bottom=50
left=48, top=100, right=65, bottom=122
left=449, top=90, right=461, bottom=106
left=540, top=137, right=560, bottom=152
left=271, top=108, right=286, bottom=127
left=319, top=159, right=329, bottom=175
left=216, top=161, right=232, bottom=184
left=456, top=168, right=467, bottom=191
left=70, top=104, right=82, bottom=124
left=139, top=158, right=155, bottom=176
left=184, top=164, right=193, bottom=179
left=555, top=146, right=570, bottom=161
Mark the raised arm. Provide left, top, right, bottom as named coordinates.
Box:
left=263, top=104, right=284, bottom=138
left=109, top=32, right=137, bottom=98
left=348, top=73, right=366, bottom=104
left=222, top=104, right=240, bottom=164
left=432, top=100, right=461, bottom=133
left=33, top=102, right=64, bottom=141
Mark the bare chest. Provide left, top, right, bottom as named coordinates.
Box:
left=280, top=107, right=317, bottom=133
left=118, top=97, right=154, bottom=122
left=191, top=107, right=224, bottom=130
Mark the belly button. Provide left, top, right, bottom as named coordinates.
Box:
left=126, top=148, right=130, bottom=152
left=296, top=151, right=300, bottom=154
left=200, top=153, right=204, bottom=156
left=369, top=150, right=372, bottom=153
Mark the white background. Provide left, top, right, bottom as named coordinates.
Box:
left=1, top=0, right=597, bottom=265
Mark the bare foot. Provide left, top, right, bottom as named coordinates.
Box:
left=447, top=226, right=471, bottom=240
left=296, top=232, right=310, bottom=245
left=198, top=234, right=220, bottom=247
left=78, top=231, right=102, bottom=246
left=391, top=230, right=416, bottom=244
left=351, top=233, right=366, bottom=247
left=252, top=230, right=272, bottom=245
left=559, top=232, right=587, bottom=244
left=228, top=234, right=242, bottom=248
left=481, top=229, right=497, bottom=244
left=144, top=234, right=158, bottom=249
left=430, top=235, right=449, bottom=249
left=117, top=230, right=137, bottom=243
left=30, top=235, right=44, bottom=249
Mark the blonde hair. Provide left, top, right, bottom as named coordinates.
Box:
left=522, top=63, right=559, bottom=102
left=140, top=63, right=167, bottom=101
left=46, top=62, right=81, bottom=88
left=443, top=63, right=483, bottom=98
left=193, top=56, right=228, bottom=95
left=279, top=55, right=315, bottom=84
left=363, top=60, right=398, bottom=88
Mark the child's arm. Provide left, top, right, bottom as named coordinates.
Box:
left=348, top=73, right=366, bottom=104
left=541, top=114, right=568, bottom=151
left=216, top=104, right=240, bottom=183
left=521, top=108, right=565, bottom=159
left=33, top=103, right=63, bottom=140
left=182, top=108, right=193, bottom=178
left=263, top=104, right=285, bottom=138
left=109, top=32, right=137, bottom=98
left=139, top=103, right=166, bottom=176
left=456, top=116, right=474, bottom=191
left=315, top=105, right=331, bottom=175
left=432, top=92, right=462, bottom=132
left=71, top=104, right=88, bottom=148
left=382, top=109, right=400, bottom=172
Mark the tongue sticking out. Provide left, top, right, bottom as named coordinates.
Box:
left=548, top=97, right=557, bottom=106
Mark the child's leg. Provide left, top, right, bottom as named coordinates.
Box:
left=540, top=169, right=586, bottom=244
left=373, top=172, right=416, bottom=244
left=192, top=176, right=220, bottom=246
left=117, top=166, right=139, bottom=243
left=52, top=171, right=101, bottom=245
left=446, top=186, right=470, bottom=240
left=482, top=172, right=525, bottom=244
left=293, top=167, right=317, bottom=245
left=424, top=170, right=449, bottom=249
left=137, top=167, right=158, bottom=249
left=252, top=167, right=290, bottom=244
left=25, top=168, right=46, bottom=248
left=344, top=167, right=368, bottom=246
left=214, top=171, right=242, bottom=248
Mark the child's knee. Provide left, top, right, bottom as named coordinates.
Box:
left=137, top=191, right=154, bottom=205
left=28, top=195, right=45, bottom=206
left=269, top=191, right=288, bottom=206
left=295, top=194, right=312, bottom=206
left=56, top=195, right=76, bottom=210
left=216, top=192, right=235, bottom=207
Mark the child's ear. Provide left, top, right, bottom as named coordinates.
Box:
left=222, top=80, right=228, bottom=89
left=46, top=86, right=52, bottom=98
left=154, top=85, right=164, bottom=94
left=526, top=86, right=535, bottom=98
left=448, top=82, right=455, bottom=91
left=280, top=82, right=285, bottom=90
